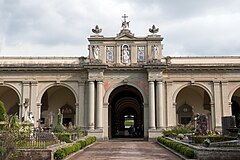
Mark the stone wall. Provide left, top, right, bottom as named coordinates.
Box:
left=17, top=149, right=53, bottom=160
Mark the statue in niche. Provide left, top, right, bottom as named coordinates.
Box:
left=121, top=45, right=130, bottom=64
left=93, top=45, right=100, bottom=59
left=152, top=45, right=158, bottom=59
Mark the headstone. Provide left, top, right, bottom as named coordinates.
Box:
left=222, top=116, right=237, bottom=135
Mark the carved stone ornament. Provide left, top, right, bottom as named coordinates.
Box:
left=92, top=25, right=102, bottom=34
left=149, top=25, right=159, bottom=34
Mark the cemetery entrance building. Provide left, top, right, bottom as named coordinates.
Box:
left=0, top=15, right=240, bottom=140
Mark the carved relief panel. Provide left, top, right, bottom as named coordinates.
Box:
left=106, top=46, right=114, bottom=62
left=137, top=46, right=145, bottom=62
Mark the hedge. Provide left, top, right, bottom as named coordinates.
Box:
left=192, top=135, right=237, bottom=144
left=157, top=137, right=195, bottom=159
left=54, top=136, right=96, bottom=160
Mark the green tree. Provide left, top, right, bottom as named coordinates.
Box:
left=0, top=101, right=7, bottom=121
left=0, top=101, right=31, bottom=160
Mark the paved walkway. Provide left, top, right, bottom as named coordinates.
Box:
left=67, top=139, right=181, bottom=160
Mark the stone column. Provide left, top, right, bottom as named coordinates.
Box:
left=103, top=103, right=109, bottom=140
left=22, top=81, right=30, bottom=121
left=30, top=81, right=38, bottom=127
left=78, top=81, right=85, bottom=129
left=221, top=81, right=231, bottom=116
left=148, top=81, right=156, bottom=129
left=116, top=45, right=121, bottom=64
left=166, top=81, right=176, bottom=127
left=156, top=81, right=164, bottom=129
left=210, top=102, right=215, bottom=130
left=75, top=103, right=79, bottom=126
left=88, top=81, right=95, bottom=130
left=96, top=81, right=103, bottom=130
left=213, top=81, right=222, bottom=129
left=36, top=103, right=42, bottom=128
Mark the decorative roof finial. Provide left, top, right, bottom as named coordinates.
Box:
left=121, top=14, right=130, bottom=29
left=92, top=25, right=102, bottom=34
left=149, top=25, right=159, bottom=34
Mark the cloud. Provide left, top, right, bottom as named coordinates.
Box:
left=0, top=0, right=240, bottom=56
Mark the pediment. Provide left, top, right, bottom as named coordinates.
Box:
left=115, top=33, right=135, bottom=40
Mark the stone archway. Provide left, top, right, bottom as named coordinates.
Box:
left=108, top=85, right=144, bottom=138
left=176, top=85, right=212, bottom=129
left=231, top=87, right=240, bottom=128
left=0, top=86, right=20, bottom=117
left=40, top=86, right=76, bottom=128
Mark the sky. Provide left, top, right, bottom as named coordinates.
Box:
left=0, top=0, right=240, bottom=57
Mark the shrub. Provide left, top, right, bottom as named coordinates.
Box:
left=63, top=146, right=74, bottom=155
left=157, top=137, right=195, bottom=159
left=54, top=149, right=65, bottom=160
left=73, top=142, right=81, bottom=151
left=53, top=124, right=65, bottom=133
left=56, top=133, right=71, bottom=143
left=192, top=135, right=236, bottom=144
left=53, top=136, right=96, bottom=159
left=80, top=140, right=86, bottom=148
left=163, top=124, right=194, bottom=137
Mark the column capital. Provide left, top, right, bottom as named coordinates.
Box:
left=156, top=80, right=164, bottom=84
left=213, top=80, right=220, bottom=84
left=22, top=81, right=30, bottom=85
left=36, top=103, right=42, bottom=107
left=31, top=81, right=38, bottom=85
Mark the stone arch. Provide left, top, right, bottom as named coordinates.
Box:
left=1, top=83, right=21, bottom=102
left=37, top=82, right=78, bottom=104
left=229, top=84, right=240, bottom=128
left=174, top=83, right=213, bottom=129
left=103, top=81, right=147, bottom=105
left=173, top=83, right=213, bottom=104
left=228, top=84, right=240, bottom=103
left=107, top=84, right=145, bottom=138
left=38, top=83, right=77, bottom=127
left=0, top=84, right=21, bottom=115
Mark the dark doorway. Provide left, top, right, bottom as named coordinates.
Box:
left=109, top=85, right=144, bottom=138
left=231, top=100, right=240, bottom=128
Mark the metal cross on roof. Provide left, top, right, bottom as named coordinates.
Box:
left=122, top=14, right=128, bottom=22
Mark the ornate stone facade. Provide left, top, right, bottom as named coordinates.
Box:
left=0, top=17, right=240, bottom=140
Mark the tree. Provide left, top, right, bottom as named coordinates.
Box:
left=0, top=101, right=31, bottom=160
left=0, top=101, right=7, bottom=122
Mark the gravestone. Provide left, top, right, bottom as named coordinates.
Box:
left=222, top=116, right=238, bottom=136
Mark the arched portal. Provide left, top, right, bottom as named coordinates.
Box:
left=231, top=88, right=240, bottom=128
left=0, top=86, right=20, bottom=116
left=176, top=85, right=212, bottom=129
left=40, top=86, right=76, bottom=128
left=108, top=85, right=144, bottom=138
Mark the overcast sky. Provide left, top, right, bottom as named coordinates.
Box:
left=0, top=0, right=240, bottom=57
